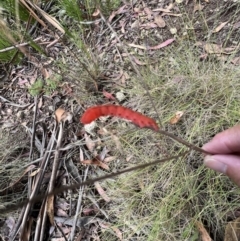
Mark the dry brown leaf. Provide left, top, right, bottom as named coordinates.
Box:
left=170, top=111, right=184, bottom=124
left=111, top=226, right=123, bottom=240
left=132, top=56, right=147, bottom=65
left=24, top=0, right=65, bottom=34
left=103, top=90, right=116, bottom=100
left=224, top=216, right=240, bottom=241
left=112, top=134, right=122, bottom=150
left=96, top=160, right=109, bottom=170
left=161, top=13, right=182, bottom=17
left=94, top=182, right=111, bottom=202
left=213, top=21, right=228, bottom=33
left=128, top=39, right=174, bottom=50
left=140, top=22, right=158, bottom=29
left=98, top=221, right=123, bottom=240
left=81, top=158, right=109, bottom=170
left=231, top=57, right=240, bottom=65
left=149, top=39, right=175, bottom=49
left=152, top=8, right=171, bottom=13
left=55, top=108, right=73, bottom=123
left=195, top=220, right=212, bottom=241
left=104, top=156, right=117, bottom=163
left=55, top=108, right=65, bottom=123
left=131, top=20, right=139, bottom=29
left=223, top=46, right=237, bottom=54
left=233, top=21, right=240, bottom=29
left=144, top=7, right=153, bottom=20
left=204, top=43, right=237, bottom=55
left=108, top=5, right=127, bottom=23
left=29, top=168, right=41, bottom=177
left=128, top=43, right=147, bottom=50
left=193, top=4, right=204, bottom=13
left=154, top=15, right=166, bottom=28
left=204, top=43, right=223, bottom=54
left=92, top=8, right=100, bottom=17
left=84, top=133, right=96, bottom=152
left=166, top=3, right=175, bottom=11
left=47, top=195, right=55, bottom=225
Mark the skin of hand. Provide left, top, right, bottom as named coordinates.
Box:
left=202, top=124, right=240, bottom=186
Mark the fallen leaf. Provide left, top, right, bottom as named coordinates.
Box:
left=132, top=56, right=147, bottom=65
left=170, top=111, right=184, bottom=124
left=38, top=96, right=43, bottom=109
left=84, top=133, right=96, bottom=152
left=5, top=217, right=15, bottom=232
left=152, top=8, right=171, bottom=13
left=140, top=22, right=158, bottom=29
left=231, top=57, right=240, bottom=65
left=92, top=8, right=100, bottom=17
left=233, top=21, right=240, bottom=29
left=144, top=7, right=153, bottom=20
left=161, top=13, right=182, bottom=17
left=81, top=158, right=109, bottom=170
left=128, top=43, right=147, bottom=50
left=103, top=90, right=116, bottom=100
left=224, top=216, right=240, bottom=241
left=166, top=3, right=175, bottom=11
left=47, top=195, right=55, bottom=225
left=148, top=38, right=175, bottom=50
left=108, top=5, right=127, bottom=23
left=98, top=221, right=123, bottom=240
left=195, top=220, right=212, bottom=241
left=128, top=39, right=174, bottom=50
left=55, top=108, right=65, bottom=123
left=131, top=19, right=139, bottom=29
left=95, top=182, right=111, bottom=202
left=213, top=21, right=228, bottom=33
left=193, top=4, right=204, bottom=13
left=55, top=108, right=73, bottom=123
left=29, top=168, right=41, bottom=177
left=104, top=156, right=117, bottom=163
left=154, top=15, right=166, bottom=28
left=204, top=43, right=222, bottom=54
left=223, top=46, right=237, bottom=54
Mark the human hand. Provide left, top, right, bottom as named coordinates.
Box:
left=202, top=125, right=240, bottom=187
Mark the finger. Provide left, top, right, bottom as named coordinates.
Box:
left=204, top=154, right=240, bottom=186
left=202, top=125, right=240, bottom=154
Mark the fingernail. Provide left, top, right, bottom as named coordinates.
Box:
left=204, top=155, right=227, bottom=174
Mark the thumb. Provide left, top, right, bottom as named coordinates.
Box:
left=204, top=155, right=240, bottom=187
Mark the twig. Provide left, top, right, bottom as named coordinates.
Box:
left=0, top=37, right=42, bottom=53
left=0, top=152, right=188, bottom=214
left=28, top=96, right=38, bottom=196
left=157, top=129, right=211, bottom=155
left=19, top=123, right=57, bottom=238
left=0, top=95, right=31, bottom=108
left=70, top=166, right=89, bottom=241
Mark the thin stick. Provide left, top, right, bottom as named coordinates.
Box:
left=0, top=152, right=188, bottom=214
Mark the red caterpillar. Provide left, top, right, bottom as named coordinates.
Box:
left=80, top=104, right=159, bottom=131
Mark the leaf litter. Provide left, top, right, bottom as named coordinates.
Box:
left=0, top=0, right=240, bottom=240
